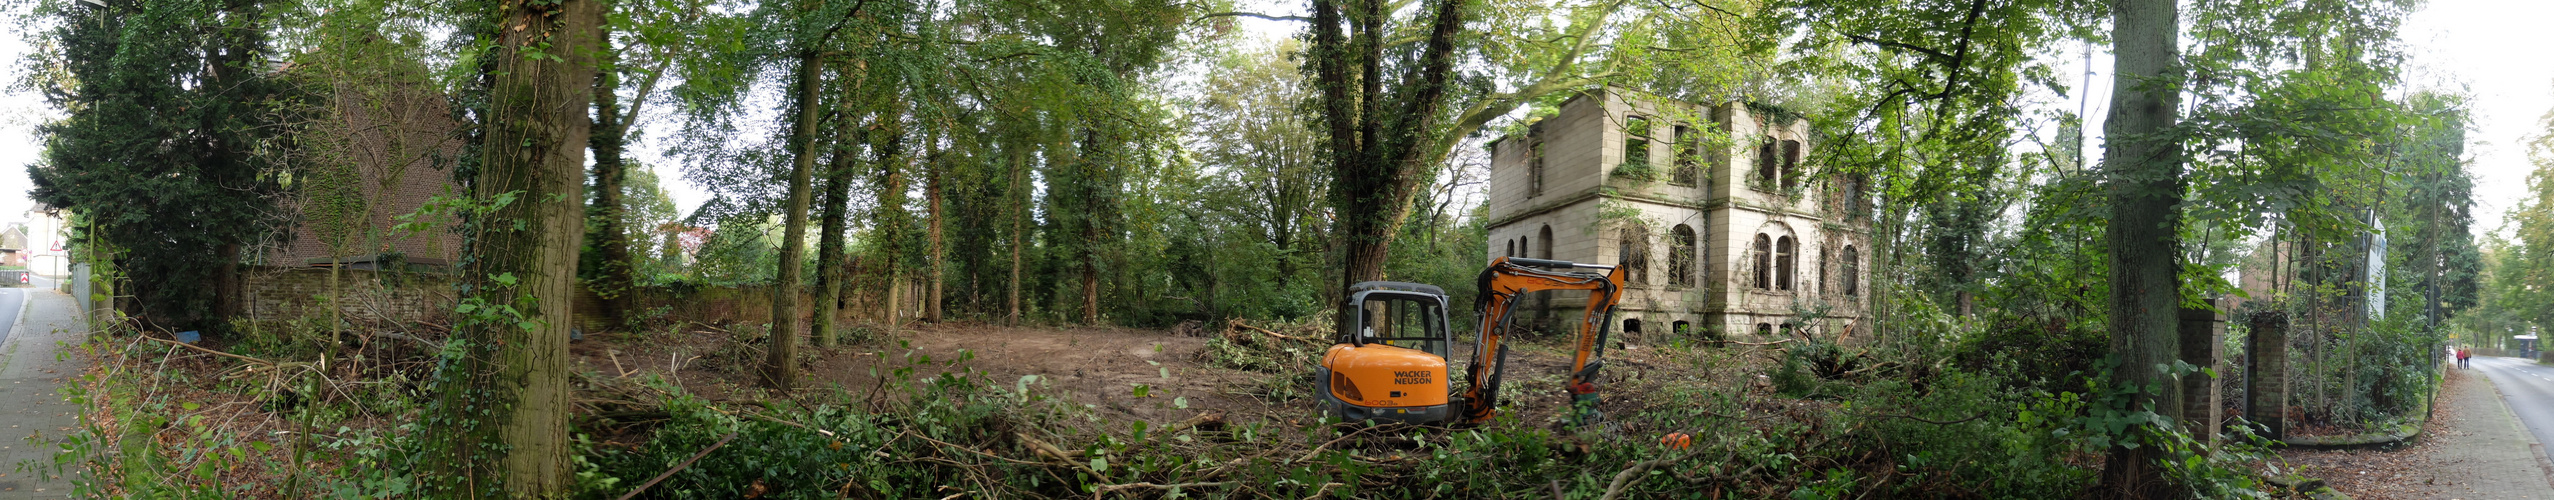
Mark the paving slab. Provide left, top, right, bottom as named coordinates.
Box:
left=2430, top=358, right=2554, bottom=499
left=0, top=289, right=85, bottom=499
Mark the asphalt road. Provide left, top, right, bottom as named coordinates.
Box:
left=2470, top=355, right=2554, bottom=461
left=0, top=287, right=22, bottom=347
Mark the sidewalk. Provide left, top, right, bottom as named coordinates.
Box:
left=2425, top=367, right=2554, bottom=499
left=0, top=289, right=85, bottom=499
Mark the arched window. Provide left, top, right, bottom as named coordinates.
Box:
left=1751, top=234, right=1772, bottom=290
left=1538, top=225, right=1553, bottom=259
left=1624, top=319, right=1642, bottom=336
left=1621, top=227, right=1650, bottom=285
left=1780, top=140, right=1802, bottom=191
left=1755, top=323, right=1773, bottom=337
left=1670, top=225, right=1697, bottom=287
left=1775, top=236, right=1795, bottom=291
left=1755, top=138, right=1778, bottom=188
left=1843, top=245, right=1861, bottom=297
left=1505, top=239, right=1516, bottom=258
left=1522, top=234, right=1532, bottom=260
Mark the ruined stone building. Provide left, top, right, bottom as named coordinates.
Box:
left=1485, top=88, right=1870, bottom=342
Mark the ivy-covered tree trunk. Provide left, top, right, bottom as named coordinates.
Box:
left=2098, top=0, right=2184, bottom=496
left=433, top=0, right=600, bottom=492
left=763, top=50, right=824, bottom=391
left=875, top=112, right=910, bottom=330
left=587, top=26, right=635, bottom=329
left=1307, top=0, right=1466, bottom=329
left=813, top=116, right=859, bottom=347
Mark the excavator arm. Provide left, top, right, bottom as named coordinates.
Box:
left=1453, top=257, right=1627, bottom=425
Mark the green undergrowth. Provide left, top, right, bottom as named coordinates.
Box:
left=47, top=308, right=2286, bottom=499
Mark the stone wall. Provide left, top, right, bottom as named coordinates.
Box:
left=240, top=265, right=929, bottom=333
left=240, top=266, right=456, bottom=326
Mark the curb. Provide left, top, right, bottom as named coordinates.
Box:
left=2277, top=422, right=2421, bottom=450
left=2266, top=475, right=2353, bottom=500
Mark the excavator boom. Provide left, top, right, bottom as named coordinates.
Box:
left=1455, top=257, right=1626, bottom=424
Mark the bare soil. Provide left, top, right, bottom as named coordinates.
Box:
left=568, top=320, right=1751, bottom=435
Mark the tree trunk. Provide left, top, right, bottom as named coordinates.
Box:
left=927, top=139, right=945, bottom=323
left=213, top=243, right=240, bottom=322
left=874, top=112, right=909, bottom=332
left=762, top=50, right=823, bottom=391
left=812, top=118, right=857, bottom=347
left=2098, top=0, right=2185, bottom=496
left=1008, top=144, right=1027, bottom=326
left=585, top=27, right=635, bottom=329
left=430, top=0, right=599, bottom=493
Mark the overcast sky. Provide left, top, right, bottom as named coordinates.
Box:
left=2, top=1, right=2547, bottom=241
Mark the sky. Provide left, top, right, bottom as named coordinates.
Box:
left=0, top=1, right=2548, bottom=239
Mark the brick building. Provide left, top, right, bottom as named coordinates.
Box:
left=261, top=86, right=466, bottom=270
left=1484, top=88, right=1870, bottom=342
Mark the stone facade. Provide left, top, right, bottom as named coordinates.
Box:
left=1485, top=88, right=1869, bottom=342
left=240, top=266, right=457, bottom=326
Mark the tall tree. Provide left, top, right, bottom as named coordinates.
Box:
left=2098, top=0, right=2184, bottom=495
left=1305, top=0, right=1467, bottom=307
left=586, top=26, right=639, bottom=328
left=811, top=108, right=862, bottom=347
left=425, top=0, right=601, bottom=492
left=763, top=37, right=829, bottom=390
left=28, top=0, right=289, bottom=333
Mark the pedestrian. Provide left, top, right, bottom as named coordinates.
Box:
left=2458, top=348, right=2471, bottom=369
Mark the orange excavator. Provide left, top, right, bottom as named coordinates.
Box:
left=1316, top=257, right=1626, bottom=425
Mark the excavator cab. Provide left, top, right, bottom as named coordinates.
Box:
left=1316, top=282, right=1456, bottom=423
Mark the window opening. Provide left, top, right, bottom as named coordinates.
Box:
left=1528, top=125, right=1545, bottom=197
left=1776, top=236, right=1795, bottom=291
left=1537, top=225, right=1553, bottom=259
left=1671, top=124, right=1698, bottom=186
left=1670, top=225, right=1697, bottom=287
left=1621, top=227, right=1650, bottom=286
left=1752, top=234, right=1772, bottom=290
left=1624, top=116, right=1651, bottom=175
left=1780, top=140, right=1802, bottom=192
left=1843, top=245, right=1861, bottom=297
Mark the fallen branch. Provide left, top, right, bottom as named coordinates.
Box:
left=1301, top=482, right=1346, bottom=499
left=1015, top=431, right=1105, bottom=478
left=1229, top=320, right=1321, bottom=344
left=1723, top=338, right=1792, bottom=347
left=1143, top=410, right=1226, bottom=444
left=616, top=431, right=738, bottom=500
left=141, top=335, right=274, bottom=367
left=1090, top=481, right=1237, bottom=498
left=1599, top=443, right=1714, bottom=500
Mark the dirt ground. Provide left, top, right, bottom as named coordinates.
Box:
left=567, top=319, right=1750, bottom=434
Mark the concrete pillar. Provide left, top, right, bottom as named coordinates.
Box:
left=2246, top=311, right=2289, bottom=440
left=2180, top=299, right=2223, bottom=446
